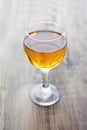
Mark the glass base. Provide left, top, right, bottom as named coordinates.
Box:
left=30, top=83, right=60, bottom=106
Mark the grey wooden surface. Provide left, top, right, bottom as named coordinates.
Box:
left=0, top=0, right=87, bottom=130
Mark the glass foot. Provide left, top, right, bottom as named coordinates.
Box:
left=30, top=83, right=60, bottom=106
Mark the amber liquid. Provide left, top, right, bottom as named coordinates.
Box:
left=24, top=31, right=67, bottom=69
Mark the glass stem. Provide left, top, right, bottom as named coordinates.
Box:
left=41, top=69, right=50, bottom=88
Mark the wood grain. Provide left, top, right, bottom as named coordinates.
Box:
left=0, top=0, right=87, bottom=130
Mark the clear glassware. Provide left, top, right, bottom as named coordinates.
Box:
left=23, top=21, right=67, bottom=106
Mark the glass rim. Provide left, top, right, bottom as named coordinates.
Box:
left=25, top=21, right=65, bottom=42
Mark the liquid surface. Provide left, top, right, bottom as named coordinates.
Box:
left=29, top=31, right=61, bottom=40
left=24, top=31, right=67, bottom=69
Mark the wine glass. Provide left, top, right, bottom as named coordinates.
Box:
left=23, top=21, right=67, bottom=106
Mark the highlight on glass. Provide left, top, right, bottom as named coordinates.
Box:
left=23, top=21, right=67, bottom=106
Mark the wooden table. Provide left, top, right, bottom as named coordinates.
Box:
left=0, top=0, right=87, bottom=129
